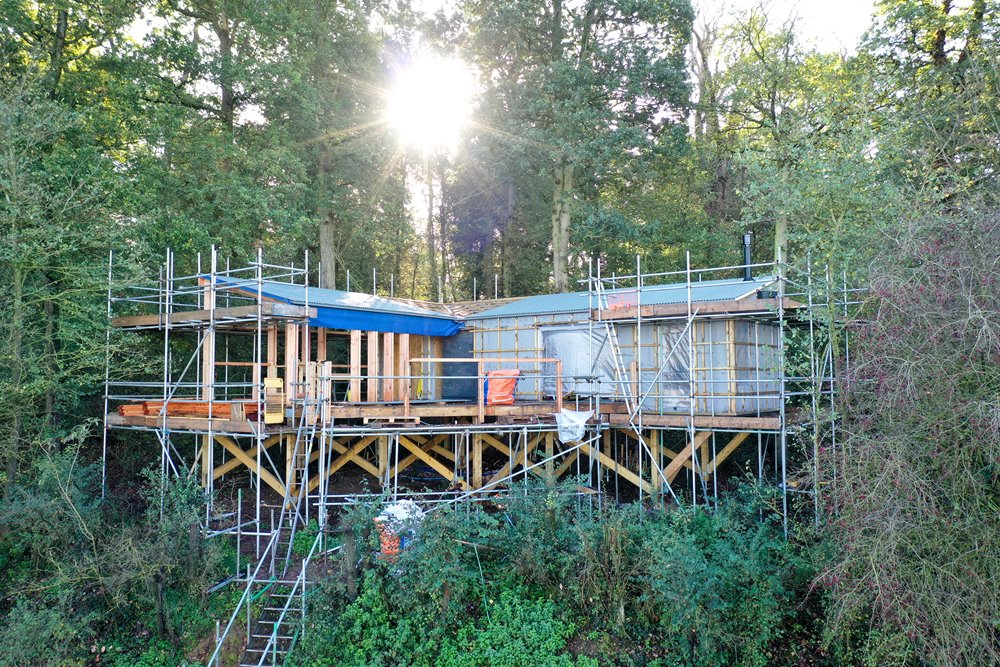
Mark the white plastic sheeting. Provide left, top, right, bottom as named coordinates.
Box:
left=541, top=326, right=617, bottom=396
left=555, top=409, right=594, bottom=443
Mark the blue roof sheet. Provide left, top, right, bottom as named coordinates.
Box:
left=214, top=277, right=463, bottom=336
left=465, top=276, right=777, bottom=319
left=217, top=278, right=454, bottom=319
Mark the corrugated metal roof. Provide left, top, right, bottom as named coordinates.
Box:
left=465, top=276, right=778, bottom=319
left=217, top=278, right=458, bottom=320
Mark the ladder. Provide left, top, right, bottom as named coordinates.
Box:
left=592, top=276, right=637, bottom=416
left=240, top=581, right=303, bottom=667
left=239, top=390, right=319, bottom=666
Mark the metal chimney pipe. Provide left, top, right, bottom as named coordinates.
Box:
left=742, top=233, right=753, bottom=281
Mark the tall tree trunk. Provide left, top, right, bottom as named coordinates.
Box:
left=551, top=161, right=573, bottom=292
left=439, top=161, right=450, bottom=301
left=774, top=168, right=789, bottom=263
left=213, top=11, right=236, bottom=132
left=319, top=213, right=338, bottom=290
left=501, top=181, right=516, bottom=298
left=425, top=159, right=437, bottom=300
left=41, top=271, right=57, bottom=435
left=47, top=9, right=68, bottom=98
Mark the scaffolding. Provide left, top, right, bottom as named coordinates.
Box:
left=99, top=245, right=858, bottom=666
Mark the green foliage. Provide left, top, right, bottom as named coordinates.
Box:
left=821, top=207, right=1000, bottom=666
left=293, top=483, right=807, bottom=666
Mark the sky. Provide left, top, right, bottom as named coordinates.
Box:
left=409, top=0, right=879, bottom=54
left=705, top=0, right=878, bottom=53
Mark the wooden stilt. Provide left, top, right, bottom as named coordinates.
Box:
left=472, top=434, right=483, bottom=489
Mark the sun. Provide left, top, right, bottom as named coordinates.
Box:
left=386, top=55, right=475, bottom=152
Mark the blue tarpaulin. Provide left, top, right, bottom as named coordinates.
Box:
left=213, top=277, right=463, bottom=337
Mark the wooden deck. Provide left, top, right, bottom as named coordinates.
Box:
left=326, top=400, right=559, bottom=420
left=108, top=400, right=785, bottom=433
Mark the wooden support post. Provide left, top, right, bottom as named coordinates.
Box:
left=284, top=323, right=298, bottom=402
left=266, top=326, right=278, bottom=380
left=398, top=333, right=410, bottom=410
left=382, top=333, right=395, bottom=401
left=349, top=330, right=362, bottom=402
left=472, top=434, right=483, bottom=489
left=316, top=328, right=327, bottom=362
left=200, top=434, right=211, bottom=487
left=650, top=430, right=662, bottom=500
left=378, top=436, right=389, bottom=478
left=285, top=433, right=296, bottom=498
left=545, top=432, right=555, bottom=485
left=366, top=332, right=379, bottom=402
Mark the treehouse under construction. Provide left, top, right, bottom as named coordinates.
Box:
left=100, top=240, right=855, bottom=666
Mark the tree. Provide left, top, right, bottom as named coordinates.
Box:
left=462, top=0, right=693, bottom=291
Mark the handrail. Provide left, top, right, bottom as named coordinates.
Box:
left=206, top=527, right=281, bottom=666
left=253, top=530, right=326, bottom=666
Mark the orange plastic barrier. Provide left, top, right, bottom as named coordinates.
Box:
left=374, top=518, right=401, bottom=562
left=486, top=369, right=521, bottom=405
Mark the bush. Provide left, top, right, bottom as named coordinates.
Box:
left=292, top=482, right=805, bottom=667
left=821, top=208, right=1000, bottom=665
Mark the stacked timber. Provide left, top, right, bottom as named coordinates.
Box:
left=116, top=401, right=259, bottom=420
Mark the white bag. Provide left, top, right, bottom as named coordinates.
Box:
left=555, top=409, right=594, bottom=443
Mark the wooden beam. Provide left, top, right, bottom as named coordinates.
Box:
left=664, top=431, right=712, bottom=483
left=266, top=326, right=278, bottom=379
left=399, top=436, right=468, bottom=489
left=382, top=333, right=395, bottom=401
left=399, top=333, right=411, bottom=414
left=213, top=434, right=282, bottom=479
left=111, top=302, right=313, bottom=328
left=472, top=434, right=483, bottom=488
left=554, top=451, right=579, bottom=478
left=606, top=412, right=781, bottom=431
left=308, top=435, right=379, bottom=492
left=705, top=432, right=750, bottom=475
left=214, top=435, right=285, bottom=496
left=349, top=330, right=362, bottom=402
left=367, top=332, right=379, bottom=402
left=592, top=297, right=802, bottom=321
left=284, top=323, right=298, bottom=402
left=577, top=440, right=653, bottom=494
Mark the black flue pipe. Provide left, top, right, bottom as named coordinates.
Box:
left=742, top=233, right=753, bottom=281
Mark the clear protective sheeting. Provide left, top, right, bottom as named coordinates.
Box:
left=653, top=322, right=692, bottom=413
left=541, top=326, right=618, bottom=397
